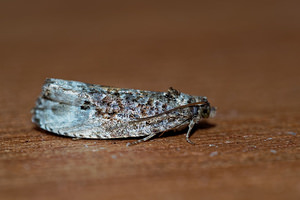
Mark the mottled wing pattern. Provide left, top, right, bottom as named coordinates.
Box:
left=32, top=78, right=201, bottom=139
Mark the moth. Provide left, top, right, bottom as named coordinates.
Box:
left=32, top=78, right=216, bottom=146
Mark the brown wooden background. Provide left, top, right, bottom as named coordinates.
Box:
left=0, top=0, right=299, bottom=199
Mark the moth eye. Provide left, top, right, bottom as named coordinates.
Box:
left=192, top=106, right=199, bottom=116
left=201, top=105, right=211, bottom=118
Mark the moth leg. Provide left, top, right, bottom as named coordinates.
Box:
left=72, top=138, right=82, bottom=141
left=126, top=133, right=157, bottom=147
left=158, top=118, right=191, bottom=138
left=186, top=118, right=197, bottom=144
left=157, top=131, right=167, bottom=138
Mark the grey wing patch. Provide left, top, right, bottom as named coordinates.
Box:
left=32, top=97, right=121, bottom=139
left=32, top=98, right=98, bottom=136
left=32, top=79, right=103, bottom=138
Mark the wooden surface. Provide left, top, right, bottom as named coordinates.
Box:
left=0, top=1, right=299, bottom=199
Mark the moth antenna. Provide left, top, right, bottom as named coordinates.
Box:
left=132, top=101, right=207, bottom=122
left=126, top=133, right=157, bottom=146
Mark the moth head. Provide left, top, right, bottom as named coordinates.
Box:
left=200, top=103, right=216, bottom=118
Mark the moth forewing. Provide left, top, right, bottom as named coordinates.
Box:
left=32, top=78, right=216, bottom=145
